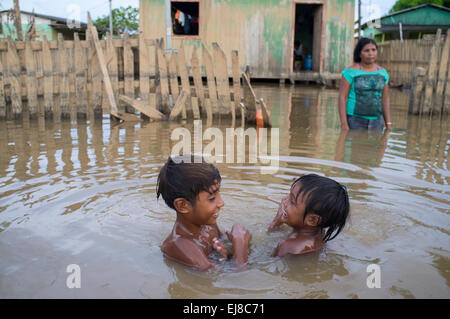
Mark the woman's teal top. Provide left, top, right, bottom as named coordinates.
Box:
left=342, top=67, right=389, bottom=120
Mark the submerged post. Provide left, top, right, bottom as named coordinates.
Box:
left=409, top=67, right=426, bottom=115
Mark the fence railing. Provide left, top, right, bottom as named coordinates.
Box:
left=0, top=28, right=270, bottom=126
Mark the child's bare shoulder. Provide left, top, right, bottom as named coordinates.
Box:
left=274, top=237, right=323, bottom=257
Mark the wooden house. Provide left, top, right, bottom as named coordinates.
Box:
left=139, top=0, right=355, bottom=81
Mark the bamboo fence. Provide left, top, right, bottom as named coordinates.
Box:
left=0, top=29, right=270, bottom=126
left=405, top=29, right=450, bottom=115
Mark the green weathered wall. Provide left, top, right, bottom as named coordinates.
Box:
left=0, top=23, right=56, bottom=40
left=140, top=0, right=355, bottom=77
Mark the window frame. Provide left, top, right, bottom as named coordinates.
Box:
left=171, top=0, right=201, bottom=40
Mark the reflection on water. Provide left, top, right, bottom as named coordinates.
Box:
left=0, top=85, right=448, bottom=298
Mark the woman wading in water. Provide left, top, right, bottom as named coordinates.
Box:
left=338, top=38, right=392, bottom=130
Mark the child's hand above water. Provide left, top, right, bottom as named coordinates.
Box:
left=212, top=237, right=229, bottom=262
left=225, top=224, right=252, bottom=267
left=267, top=203, right=288, bottom=232
left=226, top=224, right=252, bottom=244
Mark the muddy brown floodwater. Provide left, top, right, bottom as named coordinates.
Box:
left=0, top=84, right=448, bottom=298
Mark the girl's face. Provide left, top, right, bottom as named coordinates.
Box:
left=360, top=43, right=378, bottom=64
left=278, top=182, right=308, bottom=229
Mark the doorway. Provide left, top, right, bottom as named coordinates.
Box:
left=292, top=3, right=323, bottom=73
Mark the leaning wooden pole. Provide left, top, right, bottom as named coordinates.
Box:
left=87, top=12, right=140, bottom=122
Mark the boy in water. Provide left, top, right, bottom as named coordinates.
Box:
left=268, top=174, right=350, bottom=257
left=157, top=155, right=252, bottom=271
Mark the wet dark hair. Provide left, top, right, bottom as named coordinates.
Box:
left=157, top=155, right=221, bottom=211
left=354, top=37, right=378, bottom=63
left=292, top=174, right=350, bottom=242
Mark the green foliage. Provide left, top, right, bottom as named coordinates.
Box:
left=93, top=5, right=139, bottom=36
left=389, top=0, right=450, bottom=13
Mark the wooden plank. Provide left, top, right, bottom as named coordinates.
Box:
left=24, top=40, right=38, bottom=118
left=435, top=29, right=450, bottom=113
left=106, top=32, right=119, bottom=110
left=156, top=45, right=171, bottom=114
left=41, top=35, right=53, bottom=118
left=139, top=35, right=151, bottom=117
left=190, top=46, right=209, bottom=119
left=422, top=29, right=441, bottom=114
left=58, top=33, right=70, bottom=119
left=444, top=49, right=450, bottom=114
left=119, top=95, right=164, bottom=120
left=7, top=37, right=23, bottom=118
left=202, top=43, right=219, bottom=116
left=177, top=41, right=195, bottom=119
left=0, top=57, right=5, bottom=118
left=213, top=42, right=233, bottom=119
left=67, top=40, right=76, bottom=119
left=87, top=13, right=139, bottom=122
left=169, top=90, right=188, bottom=120
left=123, top=32, right=135, bottom=113
left=242, top=72, right=257, bottom=124
left=74, top=32, right=88, bottom=119
left=231, top=50, right=241, bottom=118
left=90, top=36, right=103, bottom=117
left=168, top=51, right=180, bottom=104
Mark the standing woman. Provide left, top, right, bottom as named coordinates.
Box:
left=338, top=38, right=392, bottom=130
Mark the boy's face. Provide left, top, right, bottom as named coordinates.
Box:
left=190, top=182, right=224, bottom=225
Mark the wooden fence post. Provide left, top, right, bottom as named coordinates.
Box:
left=139, top=34, right=151, bottom=118
left=58, top=33, right=70, bottom=119
left=409, top=67, right=426, bottom=115
left=191, top=46, right=211, bottom=120
left=74, top=32, right=88, bottom=119
left=0, top=56, right=5, bottom=119
left=423, top=29, right=441, bottom=114
left=106, top=32, right=119, bottom=112
left=7, top=37, right=22, bottom=119
left=242, top=72, right=258, bottom=124
left=123, top=32, right=135, bottom=113
left=178, top=41, right=196, bottom=119
left=231, top=50, right=242, bottom=119
left=41, top=35, right=53, bottom=119
left=156, top=43, right=171, bottom=114
left=168, top=51, right=180, bottom=108
left=202, top=43, right=219, bottom=117
left=213, top=42, right=233, bottom=119
left=25, top=40, right=38, bottom=119
left=435, top=29, right=450, bottom=114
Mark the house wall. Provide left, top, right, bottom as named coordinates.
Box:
left=139, top=0, right=354, bottom=78
left=0, top=14, right=56, bottom=40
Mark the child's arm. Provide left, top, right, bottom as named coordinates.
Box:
left=164, top=237, right=215, bottom=271
left=226, top=224, right=252, bottom=267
